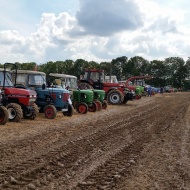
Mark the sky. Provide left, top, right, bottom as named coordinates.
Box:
left=0, top=0, right=190, bottom=64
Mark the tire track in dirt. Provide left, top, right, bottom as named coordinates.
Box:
left=72, top=98, right=188, bottom=190
left=0, top=101, right=161, bottom=189
left=0, top=93, right=189, bottom=190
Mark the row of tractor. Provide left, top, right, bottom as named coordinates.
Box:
left=0, top=64, right=156, bottom=125
left=0, top=64, right=110, bottom=125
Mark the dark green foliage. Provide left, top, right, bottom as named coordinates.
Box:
left=6, top=56, right=190, bottom=90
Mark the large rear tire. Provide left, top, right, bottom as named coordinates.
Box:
left=107, top=90, right=124, bottom=105
left=76, top=102, right=88, bottom=114
left=44, top=105, right=57, bottom=119
left=0, top=106, right=9, bottom=125
left=78, top=82, right=94, bottom=90
left=7, top=103, right=23, bottom=122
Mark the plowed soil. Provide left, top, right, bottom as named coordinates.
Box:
left=1, top=92, right=190, bottom=190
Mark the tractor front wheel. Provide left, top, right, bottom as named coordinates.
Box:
left=0, top=106, right=9, bottom=125
left=7, top=103, right=23, bottom=122
left=102, top=100, right=108, bottom=109
left=44, top=105, right=57, bottom=119
left=122, top=96, right=128, bottom=104
left=23, top=103, right=39, bottom=120
left=94, top=100, right=102, bottom=111
left=135, top=95, right=141, bottom=100
left=107, top=90, right=124, bottom=105
left=76, top=102, right=88, bottom=114
left=88, top=102, right=97, bottom=112
left=63, top=104, right=74, bottom=117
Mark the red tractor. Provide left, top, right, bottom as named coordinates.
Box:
left=0, top=91, right=9, bottom=125
left=0, top=63, right=38, bottom=122
left=124, top=75, right=152, bottom=99
left=78, top=69, right=134, bottom=105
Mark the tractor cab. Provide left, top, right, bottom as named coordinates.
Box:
left=79, top=68, right=135, bottom=105
left=11, top=70, right=73, bottom=119
left=12, top=70, right=46, bottom=90
left=49, top=73, right=78, bottom=91
left=0, top=63, right=38, bottom=122
left=81, top=69, right=105, bottom=89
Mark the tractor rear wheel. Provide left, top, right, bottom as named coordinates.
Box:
left=107, top=90, right=124, bottom=105
left=76, top=102, right=88, bottom=114
left=63, top=104, right=74, bottom=117
left=0, top=106, right=9, bottom=125
left=7, top=103, right=23, bottom=122
left=23, top=103, right=39, bottom=120
left=94, top=100, right=102, bottom=111
left=78, top=82, right=94, bottom=90
left=102, top=100, right=108, bottom=109
left=88, top=102, right=97, bottom=112
left=44, top=105, right=57, bottom=119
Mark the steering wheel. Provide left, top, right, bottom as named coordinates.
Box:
left=15, top=84, right=26, bottom=89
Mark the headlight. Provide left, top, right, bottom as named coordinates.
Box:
left=30, top=95, right=37, bottom=98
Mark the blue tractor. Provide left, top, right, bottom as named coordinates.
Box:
left=11, top=70, right=73, bottom=119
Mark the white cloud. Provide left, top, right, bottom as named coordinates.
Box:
left=76, top=0, right=143, bottom=36
left=0, top=0, right=190, bottom=64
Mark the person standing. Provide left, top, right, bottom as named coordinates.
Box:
left=147, top=86, right=152, bottom=97
left=160, top=87, right=164, bottom=94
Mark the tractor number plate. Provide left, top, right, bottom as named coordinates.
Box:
left=62, top=109, right=68, bottom=112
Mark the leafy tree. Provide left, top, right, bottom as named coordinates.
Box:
left=149, top=60, right=166, bottom=87
left=164, top=57, right=187, bottom=88
left=127, top=56, right=149, bottom=76
left=54, top=60, right=75, bottom=74
left=73, top=59, right=90, bottom=78
left=99, top=62, right=111, bottom=76
left=40, top=61, right=56, bottom=77
left=111, top=56, right=128, bottom=81
left=88, top=61, right=100, bottom=69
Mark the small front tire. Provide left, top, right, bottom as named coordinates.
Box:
left=44, top=105, right=57, bottom=119
left=94, top=100, right=102, bottom=111
left=102, top=100, right=108, bottom=109
left=0, top=106, right=9, bottom=125
left=76, top=102, right=88, bottom=114
left=88, top=102, right=97, bottom=112
left=23, top=103, right=39, bottom=120
left=63, top=104, right=74, bottom=117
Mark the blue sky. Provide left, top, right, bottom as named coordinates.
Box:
left=0, top=0, right=190, bottom=64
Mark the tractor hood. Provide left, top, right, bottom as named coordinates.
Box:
left=126, top=86, right=136, bottom=91
left=103, top=82, right=124, bottom=88
left=35, top=87, right=70, bottom=94
left=3, top=87, right=37, bottom=97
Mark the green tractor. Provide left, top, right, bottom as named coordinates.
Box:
left=93, top=89, right=108, bottom=110
left=49, top=73, right=108, bottom=111
left=72, top=90, right=97, bottom=114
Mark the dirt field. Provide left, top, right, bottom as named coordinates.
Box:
left=0, top=92, right=190, bottom=190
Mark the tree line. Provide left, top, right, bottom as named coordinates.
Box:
left=1, top=56, right=190, bottom=90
